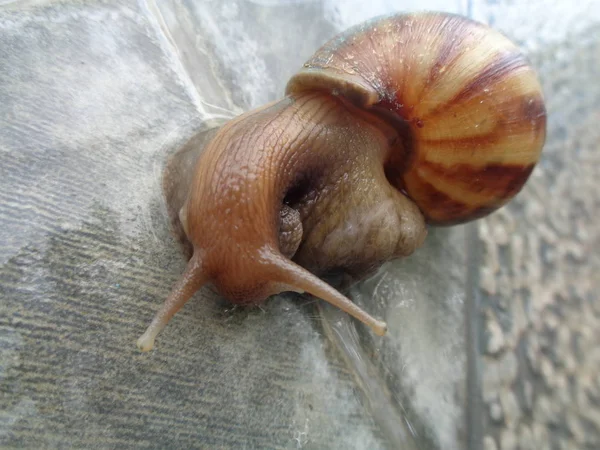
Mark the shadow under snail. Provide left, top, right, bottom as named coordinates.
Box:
left=137, top=12, right=546, bottom=351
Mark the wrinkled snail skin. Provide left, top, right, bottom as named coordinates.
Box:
left=136, top=12, right=546, bottom=351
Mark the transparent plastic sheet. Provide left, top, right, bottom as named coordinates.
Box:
left=149, top=1, right=472, bottom=448
left=320, top=225, right=470, bottom=449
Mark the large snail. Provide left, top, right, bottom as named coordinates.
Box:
left=137, top=12, right=546, bottom=351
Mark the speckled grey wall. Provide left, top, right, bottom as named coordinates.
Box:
left=474, top=6, right=600, bottom=449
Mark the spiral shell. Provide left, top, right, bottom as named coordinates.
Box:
left=286, top=12, right=546, bottom=225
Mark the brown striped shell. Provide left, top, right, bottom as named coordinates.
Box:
left=286, top=12, right=546, bottom=225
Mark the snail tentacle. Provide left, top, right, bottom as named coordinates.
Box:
left=137, top=253, right=207, bottom=352
left=263, top=251, right=388, bottom=336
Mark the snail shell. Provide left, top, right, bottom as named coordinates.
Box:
left=137, top=12, right=546, bottom=351
left=287, top=12, right=546, bottom=224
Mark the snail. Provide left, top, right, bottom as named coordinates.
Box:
left=137, top=12, right=546, bottom=351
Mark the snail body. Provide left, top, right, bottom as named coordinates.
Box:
left=137, top=12, right=546, bottom=351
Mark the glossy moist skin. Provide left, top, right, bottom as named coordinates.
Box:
left=182, top=92, right=427, bottom=300
left=139, top=92, right=400, bottom=351
left=287, top=12, right=547, bottom=224
left=163, top=128, right=220, bottom=260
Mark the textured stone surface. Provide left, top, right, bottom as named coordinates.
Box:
left=475, top=2, right=600, bottom=448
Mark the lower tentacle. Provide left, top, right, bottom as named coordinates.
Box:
left=137, top=253, right=206, bottom=352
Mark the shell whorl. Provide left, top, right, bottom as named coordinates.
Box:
left=286, top=12, right=546, bottom=225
